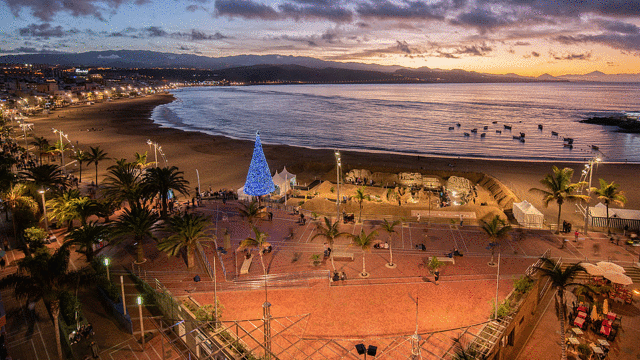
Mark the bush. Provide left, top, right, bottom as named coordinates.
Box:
left=59, top=291, right=81, bottom=324
left=513, top=276, right=534, bottom=294
left=428, top=256, right=444, bottom=273
left=490, top=299, right=512, bottom=319
left=576, top=344, right=591, bottom=360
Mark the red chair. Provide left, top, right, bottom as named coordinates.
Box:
left=574, top=317, right=586, bottom=328
left=600, top=325, right=611, bottom=336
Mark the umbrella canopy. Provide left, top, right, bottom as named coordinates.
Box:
left=597, top=261, right=625, bottom=273
left=590, top=305, right=599, bottom=321
left=602, top=271, right=633, bottom=285
left=583, top=263, right=606, bottom=276
left=603, top=299, right=609, bottom=315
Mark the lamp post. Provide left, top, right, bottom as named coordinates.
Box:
left=146, top=139, right=166, bottom=167
left=52, top=128, right=70, bottom=173
left=583, top=157, right=601, bottom=235
left=335, top=150, right=341, bottom=221
left=137, top=295, right=145, bottom=348
left=104, top=257, right=110, bottom=282
left=38, top=189, right=48, bottom=232
left=120, top=276, right=126, bottom=316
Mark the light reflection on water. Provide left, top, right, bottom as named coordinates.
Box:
left=151, top=83, right=640, bottom=163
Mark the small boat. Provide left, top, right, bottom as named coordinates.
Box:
left=563, top=137, right=574, bottom=144
left=591, top=145, right=599, bottom=151
left=480, top=133, right=486, bottom=138
left=492, top=121, right=498, bottom=124
left=456, top=123, right=461, bottom=127
left=471, top=128, right=478, bottom=133
left=449, top=126, right=455, bottom=130
left=520, top=138, right=525, bottom=143
left=504, top=125, right=512, bottom=130
left=483, top=126, right=489, bottom=130
left=564, top=143, right=573, bottom=149
left=496, top=130, right=502, bottom=134
left=513, top=135, right=522, bottom=140
left=463, top=132, right=470, bottom=137
left=538, top=124, right=543, bottom=130
left=551, top=131, right=559, bottom=136
left=520, top=132, right=526, bottom=138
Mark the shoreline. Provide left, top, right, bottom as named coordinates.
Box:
left=27, top=94, right=640, bottom=225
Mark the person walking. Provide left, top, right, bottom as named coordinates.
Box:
left=434, top=270, right=440, bottom=285
left=574, top=230, right=579, bottom=242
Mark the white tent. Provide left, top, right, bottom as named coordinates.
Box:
left=237, top=186, right=251, bottom=201
left=513, top=200, right=544, bottom=228
left=272, top=167, right=296, bottom=195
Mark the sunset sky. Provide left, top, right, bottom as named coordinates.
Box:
left=1, top=0, right=639, bottom=76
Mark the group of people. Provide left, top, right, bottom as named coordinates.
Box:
left=69, top=323, right=94, bottom=345
left=332, top=271, right=347, bottom=282
left=562, top=220, right=574, bottom=233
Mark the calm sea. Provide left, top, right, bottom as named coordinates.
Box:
left=151, top=83, right=640, bottom=163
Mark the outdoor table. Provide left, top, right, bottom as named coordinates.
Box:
left=602, top=319, right=613, bottom=327
left=577, top=311, right=587, bottom=318
left=591, top=346, right=604, bottom=355
left=573, top=317, right=585, bottom=328
left=600, top=325, right=611, bottom=336
left=607, top=312, right=616, bottom=320
left=577, top=306, right=588, bottom=312
left=597, top=339, right=610, bottom=347
left=567, top=337, right=580, bottom=345
left=572, top=327, right=584, bottom=335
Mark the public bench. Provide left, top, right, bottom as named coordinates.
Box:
left=332, top=252, right=355, bottom=261
left=240, top=254, right=253, bottom=274
left=435, top=256, right=455, bottom=265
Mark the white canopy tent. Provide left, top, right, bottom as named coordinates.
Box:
left=513, top=200, right=544, bottom=229
left=272, top=167, right=296, bottom=196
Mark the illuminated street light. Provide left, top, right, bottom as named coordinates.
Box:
left=104, top=257, right=111, bottom=282
left=137, top=295, right=145, bottom=347
left=583, top=157, right=602, bottom=235
left=38, top=189, right=48, bottom=232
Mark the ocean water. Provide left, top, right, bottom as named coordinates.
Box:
left=151, top=83, right=640, bottom=163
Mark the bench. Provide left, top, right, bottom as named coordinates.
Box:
left=436, top=256, right=455, bottom=265
left=332, top=252, right=354, bottom=261
left=240, top=254, right=253, bottom=274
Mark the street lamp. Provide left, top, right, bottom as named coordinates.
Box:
left=52, top=128, right=71, bottom=173
left=104, top=257, right=111, bottom=282
left=38, top=189, right=48, bottom=232
left=583, top=157, right=601, bottom=235
left=137, top=295, right=145, bottom=348
left=335, top=150, right=341, bottom=221
left=146, top=139, right=167, bottom=167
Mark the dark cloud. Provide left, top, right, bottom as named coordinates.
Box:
left=4, top=0, right=150, bottom=21
left=107, top=27, right=228, bottom=41
left=531, top=51, right=540, bottom=57
left=0, top=46, right=65, bottom=54
left=555, top=33, right=640, bottom=52
left=550, top=51, right=592, bottom=60
left=597, top=20, right=640, bottom=34
left=429, top=43, right=493, bottom=58
left=499, top=0, right=640, bottom=17
left=356, top=0, right=445, bottom=21
left=451, top=7, right=514, bottom=33
left=278, top=3, right=353, bottom=23
left=18, top=23, right=79, bottom=38
left=214, top=0, right=280, bottom=20
left=177, top=45, right=192, bottom=51
left=513, top=41, right=531, bottom=46
left=145, top=26, right=168, bottom=38
left=187, top=29, right=228, bottom=40
left=396, top=40, right=412, bottom=54
left=276, top=35, right=318, bottom=47
left=326, top=40, right=423, bottom=60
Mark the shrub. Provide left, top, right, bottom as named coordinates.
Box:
left=490, top=299, right=512, bottom=319
left=59, top=290, right=81, bottom=324
left=513, top=276, right=534, bottom=294
left=428, top=256, right=444, bottom=273
left=576, top=344, right=591, bottom=360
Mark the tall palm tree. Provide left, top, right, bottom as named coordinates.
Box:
left=2, top=183, right=38, bottom=242
left=143, top=166, right=189, bottom=217
left=134, top=151, right=152, bottom=169
left=534, top=257, right=585, bottom=360
left=350, top=229, right=378, bottom=277
left=311, top=217, right=349, bottom=270
left=0, top=246, right=92, bottom=360
left=19, top=164, right=68, bottom=190
left=103, top=161, right=146, bottom=207
left=52, top=139, right=70, bottom=169
left=238, top=200, right=267, bottom=226
left=380, top=218, right=401, bottom=267
left=46, top=189, right=81, bottom=231
left=354, top=187, right=368, bottom=223
left=530, top=166, right=588, bottom=233
left=30, top=136, right=50, bottom=165
left=158, top=213, right=214, bottom=269
left=67, top=197, right=101, bottom=226
left=86, top=146, right=109, bottom=186
left=238, top=226, right=271, bottom=300
left=112, top=203, right=160, bottom=263
left=594, top=179, right=626, bottom=234
left=71, top=148, right=88, bottom=183
left=66, top=222, right=110, bottom=262
left=480, top=215, right=512, bottom=266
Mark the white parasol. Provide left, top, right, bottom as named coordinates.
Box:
left=597, top=261, right=625, bottom=273
left=603, top=299, right=609, bottom=316
left=602, top=271, right=633, bottom=286
left=582, top=263, right=605, bottom=276
left=590, top=304, right=599, bottom=321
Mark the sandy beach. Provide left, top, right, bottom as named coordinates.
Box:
left=27, top=93, right=640, bottom=227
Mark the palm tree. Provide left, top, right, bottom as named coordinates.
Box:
left=480, top=215, right=512, bottom=266
left=112, top=203, right=160, bottom=263
left=2, top=183, right=38, bottom=243
left=534, top=257, right=585, bottom=360
left=86, top=146, right=109, bottom=186
left=134, top=151, right=152, bottom=169
left=380, top=218, right=401, bottom=267
left=30, top=136, right=50, bottom=165
left=594, top=179, right=626, bottom=234
left=71, top=149, right=89, bottom=183
left=67, top=197, right=101, bottom=226
left=143, top=166, right=189, bottom=217
left=0, top=246, right=92, bottom=360
left=530, top=166, right=588, bottom=233
left=238, top=200, right=267, bottom=226
left=52, top=139, right=70, bottom=169
left=350, top=229, right=378, bottom=277
left=311, top=217, right=349, bottom=271
left=354, top=187, right=368, bottom=223
left=158, top=213, right=214, bottom=269
left=103, top=161, right=146, bottom=207
left=46, top=189, right=81, bottom=231
left=66, top=222, right=110, bottom=262
left=19, top=164, right=68, bottom=190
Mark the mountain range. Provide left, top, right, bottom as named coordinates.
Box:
left=1, top=50, right=639, bottom=83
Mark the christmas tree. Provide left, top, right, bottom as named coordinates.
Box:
left=244, top=132, right=275, bottom=196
